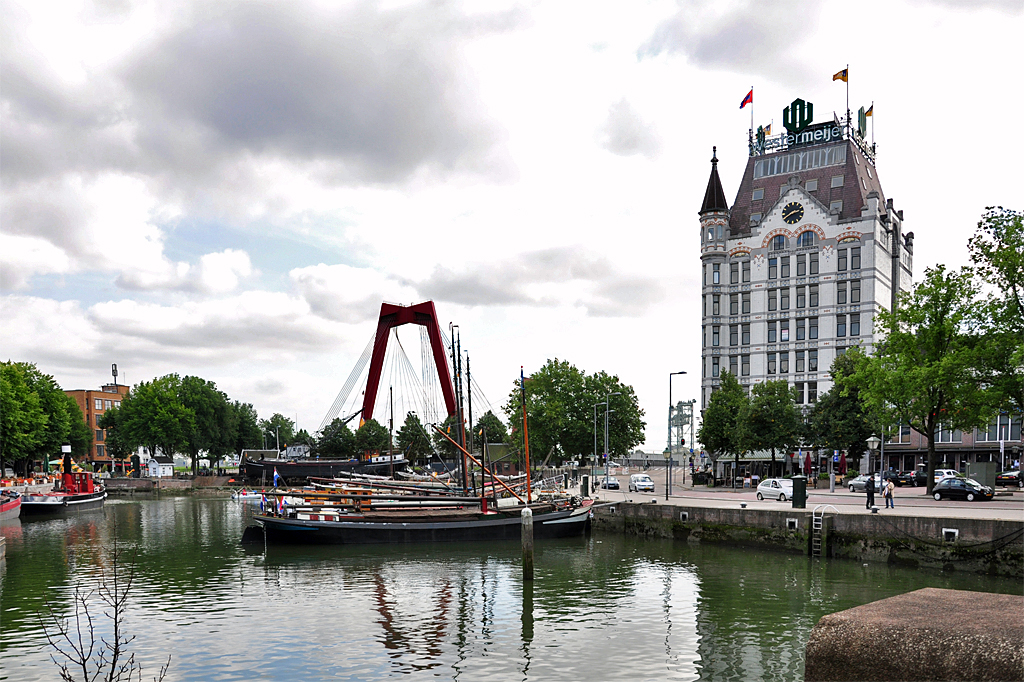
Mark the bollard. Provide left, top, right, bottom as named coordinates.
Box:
left=521, top=507, right=534, bottom=581
left=581, top=475, right=589, bottom=498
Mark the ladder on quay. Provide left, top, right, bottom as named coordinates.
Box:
left=811, top=505, right=838, bottom=558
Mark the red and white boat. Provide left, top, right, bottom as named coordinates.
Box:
left=0, top=490, right=21, bottom=520
left=21, top=456, right=106, bottom=517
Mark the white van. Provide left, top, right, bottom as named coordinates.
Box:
left=629, top=474, right=655, bottom=492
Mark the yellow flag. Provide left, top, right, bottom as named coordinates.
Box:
left=832, top=68, right=848, bottom=82
left=865, top=104, right=873, bottom=116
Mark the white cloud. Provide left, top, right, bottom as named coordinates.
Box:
left=0, top=234, right=71, bottom=290
left=597, top=99, right=661, bottom=158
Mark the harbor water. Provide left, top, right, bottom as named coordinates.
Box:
left=1, top=496, right=1020, bottom=681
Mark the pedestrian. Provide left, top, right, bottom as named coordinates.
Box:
left=884, top=478, right=895, bottom=508
left=865, top=475, right=875, bottom=509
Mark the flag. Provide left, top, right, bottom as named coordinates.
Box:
left=739, top=89, right=753, bottom=109
left=832, top=68, right=848, bottom=82
left=764, top=123, right=771, bottom=135
left=260, top=494, right=266, bottom=512
left=273, top=467, right=281, bottom=487
left=865, top=104, right=873, bottom=117
left=277, top=496, right=284, bottom=515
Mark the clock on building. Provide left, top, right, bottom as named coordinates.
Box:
left=782, top=202, right=804, bottom=225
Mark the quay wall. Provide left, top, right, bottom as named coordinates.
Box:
left=592, top=502, right=1024, bottom=579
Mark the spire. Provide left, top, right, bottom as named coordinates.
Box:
left=699, top=145, right=729, bottom=215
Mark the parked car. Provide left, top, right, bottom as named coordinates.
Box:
left=756, top=478, right=793, bottom=501
left=995, top=469, right=1023, bottom=488
left=932, top=477, right=994, bottom=501
left=934, top=469, right=960, bottom=482
left=848, top=474, right=881, bottom=493
left=892, top=471, right=917, bottom=487
left=600, top=476, right=620, bottom=490
left=629, top=474, right=655, bottom=492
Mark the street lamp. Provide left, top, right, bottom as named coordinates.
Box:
left=866, top=435, right=881, bottom=504
left=663, top=447, right=672, bottom=500
left=667, top=371, right=686, bottom=497
left=593, top=401, right=606, bottom=488
left=605, top=391, right=621, bottom=492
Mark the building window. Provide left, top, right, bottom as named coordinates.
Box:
left=978, top=415, right=1022, bottom=441
left=741, top=323, right=750, bottom=345
left=741, top=355, right=750, bottom=376
left=712, top=357, right=720, bottom=377
left=713, top=263, right=721, bottom=284
left=888, top=424, right=912, bottom=444
left=809, top=252, right=819, bottom=275
left=780, top=288, right=790, bottom=310
left=809, top=317, right=819, bottom=339
left=781, top=256, right=790, bottom=278
left=95, top=398, right=102, bottom=410
left=713, top=295, right=721, bottom=316
left=796, top=350, right=805, bottom=372
left=837, top=314, right=847, bottom=337
left=114, top=401, right=120, bottom=408
left=730, top=324, right=739, bottom=346
left=797, top=254, right=806, bottom=276
left=851, top=279, right=861, bottom=303
left=712, top=326, right=721, bottom=346
left=780, top=318, right=790, bottom=342
left=796, top=286, right=806, bottom=308
left=831, top=175, right=844, bottom=188
left=772, top=235, right=787, bottom=251
left=851, top=247, right=861, bottom=270
left=769, top=257, right=778, bottom=279
left=836, top=347, right=846, bottom=358
left=794, top=382, right=805, bottom=404
left=729, top=356, right=738, bottom=376
left=779, top=351, right=789, bottom=374
left=767, top=353, right=777, bottom=374
left=809, top=349, right=818, bottom=372
left=809, top=284, right=819, bottom=307
left=850, top=313, right=861, bottom=336
left=730, top=262, right=739, bottom=284
left=796, top=318, right=806, bottom=341
left=96, top=429, right=104, bottom=442
left=702, top=326, right=706, bottom=348
left=742, top=260, right=751, bottom=283
left=751, top=213, right=762, bottom=224
left=768, top=320, right=777, bottom=343
left=797, top=231, right=816, bottom=248
left=742, top=292, right=751, bottom=314
left=807, top=382, right=818, bottom=403
left=768, top=289, right=778, bottom=311
left=752, top=188, right=764, bottom=201
left=838, top=248, right=847, bottom=271
left=936, top=424, right=963, bottom=443
left=95, top=414, right=102, bottom=427
left=730, top=294, right=739, bottom=315
left=806, top=179, right=818, bottom=191
left=105, top=400, right=112, bottom=410
left=96, top=444, right=105, bottom=457
left=837, top=281, right=847, bottom=304
left=830, top=200, right=843, bottom=213
left=707, top=227, right=715, bottom=242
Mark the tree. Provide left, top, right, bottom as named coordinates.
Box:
left=230, top=401, right=263, bottom=453
left=259, top=413, right=295, bottom=452
left=1, top=361, right=46, bottom=473
left=696, top=372, right=747, bottom=477
left=293, top=429, right=313, bottom=447
left=854, top=265, right=994, bottom=493
left=355, top=418, right=391, bottom=454
left=315, top=418, right=356, bottom=458
left=474, top=410, right=507, bottom=449
left=64, top=394, right=93, bottom=461
left=117, top=375, right=193, bottom=461
left=179, top=375, right=234, bottom=474
left=740, top=379, right=800, bottom=477
left=432, top=414, right=463, bottom=458
left=807, top=351, right=874, bottom=465
left=396, top=413, right=434, bottom=465
left=98, top=407, right=133, bottom=461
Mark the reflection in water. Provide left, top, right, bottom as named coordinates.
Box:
left=0, top=498, right=1020, bottom=682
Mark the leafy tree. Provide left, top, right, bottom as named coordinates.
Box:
left=432, top=414, right=463, bottom=458
left=696, top=372, right=747, bottom=477
left=1, top=361, right=46, bottom=473
left=117, top=375, right=193, bottom=461
left=230, top=401, right=262, bottom=453
left=474, top=410, right=507, bottom=449
left=259, top=413, right=295, bottom=452
left=740, top=379, right=800, bottom=477
left=64, top=395, right=94, bottom=461
left=315, top=418, right=356, bottom=458
left=293, top=429, right=313, bottom=446
left=854, top=265, right=994, bottom=493
left=807, top=351, right=874, bottom=464
left=98, top=407, right=133, bottom=460
left=179, top=375, right=235, bottom=473
left=355, top=418, right=391, bottom=454
left=396, top=413, right=434, bottom=465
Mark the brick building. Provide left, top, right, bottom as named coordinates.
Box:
left=65, top=383, right=130, bottom=468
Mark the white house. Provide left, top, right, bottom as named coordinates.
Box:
left=147, top=456, right=174, bottom=478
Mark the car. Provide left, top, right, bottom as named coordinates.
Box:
left=756, top=478, right=793, bottom=501
left=934, top=469, right=961, bottom=482
left=848, top=474, right=881, bottom=493
left=932, top=477, right=994, bottom=501
left=892, top=471, right=917, bottom=487
left=628, top=474, right=655, bottom=492
left=995, top=469, right=1023, bottom=488
left=599, top=476, right=620, bottom=490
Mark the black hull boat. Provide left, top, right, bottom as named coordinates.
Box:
left=21, top=489, right=106, bottom=516
left=241, top=455, right=407, bottom=484
left=254, top=505, right=591, bottom=545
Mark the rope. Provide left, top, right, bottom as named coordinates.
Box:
left=318, top=335, right=374, bottom=432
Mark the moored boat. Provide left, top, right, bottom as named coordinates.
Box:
left=21, top=454, right=106, bottom=517
left=0, top=490, right=21, bottom=520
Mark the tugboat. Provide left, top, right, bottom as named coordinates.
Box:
left=21, top=450, right=106, bottom=517
left=0, top=490, right=21, bottom=520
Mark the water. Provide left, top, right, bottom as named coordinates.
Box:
left=1, top=497, right=1019, bottom=681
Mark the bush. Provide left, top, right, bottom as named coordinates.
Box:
left=818, top=472, right=829, bottom=480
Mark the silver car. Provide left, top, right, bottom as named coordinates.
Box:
left=756, top=478, right=793, bottom=501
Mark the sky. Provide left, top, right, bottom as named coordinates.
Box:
left=2, top=0, right=1022, bottom=452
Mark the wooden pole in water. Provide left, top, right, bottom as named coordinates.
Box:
left=521, top=506, right=534, bottom=581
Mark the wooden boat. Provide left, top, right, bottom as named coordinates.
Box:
left=240, top=452, right=406, bottom=484
left=21, top=456, right=106, bottom=517
left=0, top=490, right=21, bottom=520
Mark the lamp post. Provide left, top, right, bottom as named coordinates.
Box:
left=866, top=435, right=881, bottom=506
left=605, top=392, right=621, bottom=492
left=667, top=371, right=686, bottom=497
left=593, top=402, right=606, bottom=487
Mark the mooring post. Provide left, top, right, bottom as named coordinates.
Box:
left=521, top=507, right=534, bottom=581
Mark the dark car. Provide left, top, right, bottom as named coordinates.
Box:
left=892, top=471, right=917, bottom=487
left=599, top=476, right=620, bottom=490
left=932, top=477, right=994, bottom=502
left=995, top=469, right=1023, bottom=488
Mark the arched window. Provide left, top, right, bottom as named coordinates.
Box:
left=797, top=231, right=817, bottom=248
left=707, top=227, right=715, bottom=242
left=771, top=235, right=787, bottom=251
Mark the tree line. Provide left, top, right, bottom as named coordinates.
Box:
left=699, top=207, right=1023, bottom=493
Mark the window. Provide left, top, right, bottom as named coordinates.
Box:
left=713, top=295, right=720, bottom=315
left=742, top=260, right=751, bottom=283
left=768, top=321, right=777, bottom=343
left=806, top=179, right=818, bottom=192
left=742, top=292, right=750, bottom=314
left=768, top=289, right=778, bottom=311
left=730, top=294, right=739, bottom=315
left=851, top=279, right=861, bottom=303
left=850, top=313, right=861, bottom=336
left=779, top=351, right=789, bottom=374
left=780, top=288, right=790, bottom=310
left=888, top=424, right=912, bottom=444
left=838, top=248, right=848, bottom=271
left=730, top=262, right=739, bottom=284
left=796, top=350, right=805, bottom=372
left=730, top=324, right=739, bottom=346
left=712, top=357, right=720, bottom=377
left=707, top=227, right=715, bottom=241
left=96, top=444, right=105, bottom=458
left=796, top=318, right=806, bottom=341
left=729, top=356, right=738, bottom=376
left=713, top=263, right=721, bottom=284
left=741, top=323, right=750, bottom=345
left=809, top=284, right=819, bottom=307
left=831, top=175, right=844, bottom=188
left=851, top=247, right=861, bottom=270
left=796, top=286, right=806, bottom=308
left=712, top=326, right=720, bottom=346
left=780, top=319, right=790, bottom=342
left=797, top=254, right=806, bottom=276
left=752, top=188, right=764, bottom=200
left=114, top=401, right=120, bottom=408
left=807, top=382, right=818, bottom=403
left=978, top=415, right=1022, bottom=442
left=96, top=429, right=104, bottom=442
left=837, top=314, right=847, bottom=337
left=768, top=257, right=778, bottom=279
left=105, top=400, right=112, bottom=410
left=772, top=235, right=787, bottom=251
left=809, top=252, right=819, bottom=274
left=809, top=317, right=819, bottom=339
left=95, top=398, right=102, bottom=410
left=836, top=346, right=846, bottom=358
left=936, top=424, right=963, bottom=443
left=797, top=231, right=816, bottom=248
left=837, top=281, right=847, bottom=304
left=781, top=256, right=790, bottom=278
left=702, top=326, right=706, bottom=348
left=741, top=355, right=750, bottom=376
left=95, top=414, right=102, bottom=427
left=750, top=213, right=762, bottom=223
left=795, top=382, right=805, bottom=404
left=809, top=349, right=818, bottom=372
left=830, top=200, right=843, bottom=213
left=767, top=353, right=777, bottom=374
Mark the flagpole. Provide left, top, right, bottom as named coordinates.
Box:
left=870, top=100, right=875, bottom=147
left=750, top=85, right=754, bottom=133
left=845, top=64, right=850, bottom=133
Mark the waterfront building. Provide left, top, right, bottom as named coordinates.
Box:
left=65, top=381, right=130, bottom=468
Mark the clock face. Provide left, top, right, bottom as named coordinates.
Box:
left=782, top=201, right=804, bottom=225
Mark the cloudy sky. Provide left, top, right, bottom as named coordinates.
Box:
left=3, top=0, right=1021, bottom=451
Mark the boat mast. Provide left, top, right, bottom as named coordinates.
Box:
left=520, top=367, right=531, bottom=504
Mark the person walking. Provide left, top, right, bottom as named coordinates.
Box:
left=865, top=475, right=876, bottom=510
left=884, top=478, right=895, bottom=508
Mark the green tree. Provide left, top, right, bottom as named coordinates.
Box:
left=97, top=406, right=132, bottom=461
left=0, top=361, right=46, bottom=473
left=396, top=413, right=434, bottom=465
left=230, top=401, right=262, bottom=453
left=179, top=375, right=234, bottom=473
left=315, top=418, right=356, bottom=458
left=355, top=418, right=391, bottom=454
left=740, top=379, right=800, bottom=477
left=474, top=410, right=507, bottom=449
left=259, top=413, right=295, bottom=452
left=697, top=372, right=748, bottom=477
left=807, top=351, right=874, bottom=465
left=117, top=375, right=193, bottom=461
left=293, top=429, right=313, bottom=446
left=432, top=414, right=463, bottom=458
left=854, top=265, right=994, bottom=493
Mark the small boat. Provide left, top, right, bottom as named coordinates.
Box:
left=0, top=490, right=21, bottom=520
left=231, top=490, right=263, bottom=501
left=21, top=455, right=106, bottom=517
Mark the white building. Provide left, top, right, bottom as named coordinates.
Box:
left=146, top=456, right=174, bottom=478
left=699, top=102, right=914, bottom=409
